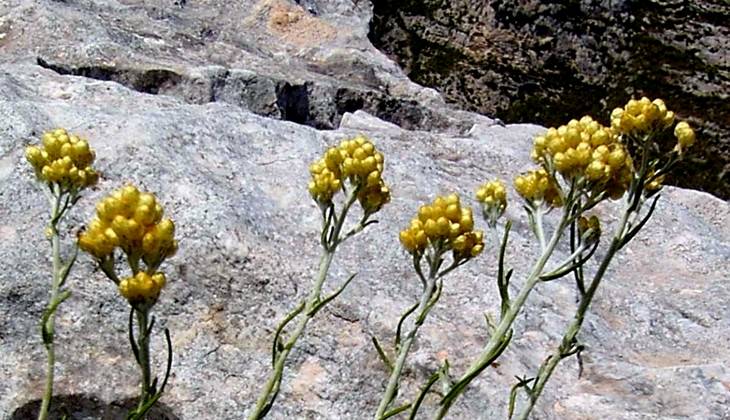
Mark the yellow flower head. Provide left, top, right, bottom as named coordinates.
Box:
left=399, top=193, right=484, bottom=259
left=610, top=97, right=675, bottom=135
left=308, top=135, right=389, bottom=214
left=476, top=179, right=507, bottom=227
left=673, top=121, right=696, bottom=155
left=532, top=116, right=634, bottom=198
left=513, top=168, right=563, bottom=207
left=308, top=158, right=342, bottom=203
left=25, top=128, right=98, bottom=189
left=119, top=271, right=167, bottom=305
left=79, top=185, right=177, bottom=266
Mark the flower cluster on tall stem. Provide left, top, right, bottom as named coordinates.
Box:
left=372, top=193, right=483, bottom=419
left=513, top=98, right=695, bottom=419
left=249, top=135, right=390, bottom=419
left=79, top=185, right=177, bottom=420
left=25, top=128, right=98, bottom=420
left=412, top=97, right=696, bottom=420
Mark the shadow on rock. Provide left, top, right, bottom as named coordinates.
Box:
left=11, top=394, right=179, bottom=420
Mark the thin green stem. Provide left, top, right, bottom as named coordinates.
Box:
left=248, top=188, right=359, bottom=419
left=38, top=187, right=66, bottom=420
left=434, top=198, right=574, bottom=420
left=515, top=185, right=645, bottom=419
left=534, top=206, right=547, bottom=252
left=135, top=307, right=152, bottom=412
left=375, top=254, right=441, bottom=419
left=249, top=250, right=335, bottom=420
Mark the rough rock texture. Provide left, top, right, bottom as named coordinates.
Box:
left=1, top=1, right=729, bottom=419
left=369, top=0, right=730, bottom=199
left=0, top=0, right=494, bottom=134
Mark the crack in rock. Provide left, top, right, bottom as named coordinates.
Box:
left=36, top=56, right=455, bottom=132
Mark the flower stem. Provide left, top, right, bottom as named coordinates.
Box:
left=135, top=307, right=152, bottom=412
left=515, top=197, right=636, bottom=419
left=434, top=202, right=573, bottom=419
left=249, top=250, right=335, bottom=420
left=375, top=256, right=440, bottom=419
left=38, top=187, right=66, bottom=420
left=248, top=189, right=359, bottom=419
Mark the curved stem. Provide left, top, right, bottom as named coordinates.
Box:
left=375, top=255, right=440, bottom=419
left=515, top=191, right=641, bottom=418
left=249, top=250, right=335, bottom=420
left=434, top=199, right=574, bottom=420
left=249, top=188, right=360, bottom=419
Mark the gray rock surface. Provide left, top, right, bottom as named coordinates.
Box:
left=1, top=1, right=729, bottom=419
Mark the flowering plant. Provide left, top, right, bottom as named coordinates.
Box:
left=25, top=128, right=98, bottom=420
left=79, top=185, right=177, bottom=419
left=401, top=98, right=696, bottom=419
left=249, top=135, right=390, bottom=419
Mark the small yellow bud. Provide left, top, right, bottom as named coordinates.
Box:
left=445, top=203, right=460, bottom=221
left=608, top=148, right=626, bottom=167
left=25, top=146, right=44, bottom=167
left=418, top=205, right=432, bottom=222
left=674, top=121, right=695, bottom=149
left=436, top=217, right=450, bottom=236
left=400, top=230, right=415, bottom=251
left=586, top=161, right=606, bottom=181
left=424, top=219, right=439, bottom=238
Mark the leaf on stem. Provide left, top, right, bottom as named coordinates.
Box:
left=497, top=221, right=512, bottom=316
left=380, top=403, right=412, bottom=420
left=439, top=329, right=514, bottom=409
left=145, top=315, right=156, bottom=339
left=416, top=279, right=443, bottom=325
left=41, top=290, right=72, bottom=345
left=408, top=370, right=440, bottom=420
left=308, top=272, right=357, bottom=316
left=619, top=194, right=660, bottom=249
left=413, top=253, right=426, bottom=288
left=371, top=336, right=394, bottom=372
left=128, top=307, right=141, bottom=365
left=484, top=312, right=496, bottom=333
left=272, top=300, right=305, bottom=367
left=160, top=328, right=174, bottom=392
left=508, top=376, right=535, bottom=419
left=59, top=244, right=79, bottom=288
left=570, top=216, right=586, bottom=296
left=395, top=302, right=419, bottom=350
left=539, top=240, right=600, bottom=282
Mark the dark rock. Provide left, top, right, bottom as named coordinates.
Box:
left=369, top=0, right=730, bottom=199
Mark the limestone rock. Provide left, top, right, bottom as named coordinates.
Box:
left=0, top=1, right=728, bottom=419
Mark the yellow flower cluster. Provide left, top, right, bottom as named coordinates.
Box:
left=476, top=180, right=507, bottom=210
left=532, top=116, right=633, bottom=197
left=610, top=97, right=675, bottom=135
left=25, top=128, right=98, bottom=188
left=399, top=194, right=484, bottom=259
left=119, top=272, right=167, bottom=304
left=79, top=185, right=177, bottom=267
left=308, top=136, right=390, bottom=210
left=611, top=97, right=696, bottom=156
left=476, top=180, right=507, bottom=226
left=514, top=168, right=562, bottom=206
